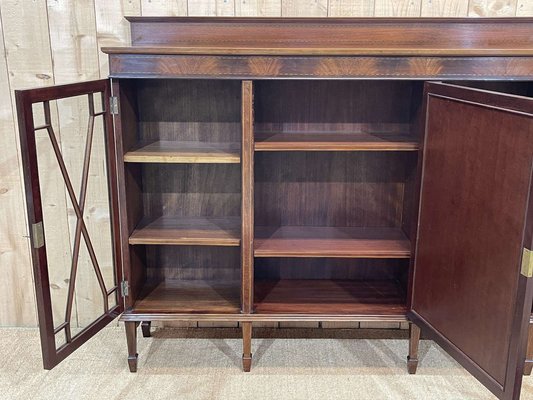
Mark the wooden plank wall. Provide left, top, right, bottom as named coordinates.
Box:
left=0, top=0, right=531, bottom=328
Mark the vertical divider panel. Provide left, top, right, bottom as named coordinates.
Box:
left=241, top=80, right=254, bottom=314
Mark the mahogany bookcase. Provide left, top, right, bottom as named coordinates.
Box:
left=15, top=18, right=533, bottom=400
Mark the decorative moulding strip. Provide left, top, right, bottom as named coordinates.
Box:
left=109, top=54, right=533, bottom=79
left=124, top=17, right=533, bottom=50
left=119, top=313, right=409, bottom=322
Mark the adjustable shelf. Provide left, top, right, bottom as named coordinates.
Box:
left=254, top=279, right=407, bottom=316
left=124, top=140, right=240, bottom=163
left=129, top=216, right=241, bottom=246
left=254, top=226, right=411, bottom=258
left=133, top=280, right=241, bottom=314
left=254, top=132, right=419, bottom=152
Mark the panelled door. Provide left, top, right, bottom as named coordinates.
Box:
left=410, top=82, right=533, bottom=400
left=16, top=79, right=123, bottom=369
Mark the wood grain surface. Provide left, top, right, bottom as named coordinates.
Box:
left=254, top=279, right=407, bottom=315
left=133, top=280, right=241, bottom=313
left=254, top=133, right=419, bottom=151
left=411, top=83, right=533, bottom=394
left=254, top=226, right=411, bottom=258
left=254, top=151, right=413, bottom=228
left=129, top=216, right=241, bottom=246
left=124, top=140, right=241, bottom=163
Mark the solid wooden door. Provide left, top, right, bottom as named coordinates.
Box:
left=409, top=82, right=533, bottom=400
left=15, top=80, right=123, bottom=369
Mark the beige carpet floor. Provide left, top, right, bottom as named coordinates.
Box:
left=1, top=326, right=533, bottom=400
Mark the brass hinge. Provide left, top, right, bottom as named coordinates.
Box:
left=521, top=248, right=533, bottom=278
left=121, top=280, right=129, bottom=297
left=31, top=221, right=44, bottom=249
left=110, top=96, right=119, bottom=115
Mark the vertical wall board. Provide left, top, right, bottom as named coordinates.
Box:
left=329, top=0, right=375, bottom=16
left=47, top=0, right=100, bottom=83
left=235, top=0, right=282, bottom=16
left=374, top=0, right=422, bottom=16
left=421, top=0, right=468, bottom=16
left=0, top=0, right=74, bottom=333
left=517, top=1, right=533, bottom=15
left=188, top=0, right=236, bottom=16
left=468, top=0, right=518, bottom=16
left=0, top=5, right=36, bottom=327
left=141, top=0, right=187, bottom=16
left=282, top=0, right=328, bottom=16
left=94, top=0, right=142, bottom=77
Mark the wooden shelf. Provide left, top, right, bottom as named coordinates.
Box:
left=133, top=280, right=241, bottom=314
left=254, top=279, right=407, bottom=315
left=254, top=133, right=419, bottom=152
left=254, top=226, right=411, bottom=258
left=129, top=216, right=241, bottom=246
left=124, top=141, right=240, bottom=163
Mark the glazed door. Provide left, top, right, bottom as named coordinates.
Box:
left=16, top=80, right=123, bottom=369
left=409, top=82, right=533, bottom=400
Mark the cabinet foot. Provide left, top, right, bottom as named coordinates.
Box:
left=407, top=357, right=418, bottom=375
left=125, top=321, right=139, bottom=373
left=242, top=322, right=252, bottom=372
left=141, top=321, right=151, bottom=338
left=242, top=354, right=252, bottom=372
left=408, top=322, right=421, bottom=375
left=128, top=354, right=138, bottom=373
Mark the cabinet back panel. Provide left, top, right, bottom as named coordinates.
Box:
left=254, top=80, right=416, bottom=135
left=146, top=246, right=240, bottom=282
left=255, top=152, right=413, bottom=227
left=117, top=79, right=140, bottom=153
left=135, top=79, right=241, bottom=143
left=129, top=244, right=147, bottom=305
left=255, top=258, right=408, bottom=281
left=142, top=163, right=241, bottom=217
left=124, top=164, right=144, bottom=231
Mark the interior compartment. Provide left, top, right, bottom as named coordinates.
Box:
left=135, top=246, right=241, bottom=314
left=117, top=79, right=243, bottom=313
left=116, top=79, right=533, bottom=316
left=252, top=80, right=422, bottom=315
left=123, top=79, right=241, bottom=163
left=253, top=80, right=422, bottom=151
left=254, top=258, right=408, bottom=315
left=254, top=151, right=417, bottom=253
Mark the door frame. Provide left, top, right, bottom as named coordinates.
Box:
left=15, top=79, right=124, bottom=369
left=409, top=82, right=533, bottom=400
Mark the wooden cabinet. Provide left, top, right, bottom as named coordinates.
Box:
left=15, top=18, right=533, bottom=400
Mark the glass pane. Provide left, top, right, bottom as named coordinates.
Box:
left=34, top=100, right=72, bottom=334
left=31, top=91, right=117, bottom=350
left=93, top=92, right=104, bottom=115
